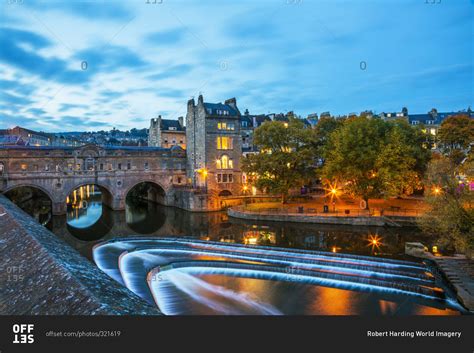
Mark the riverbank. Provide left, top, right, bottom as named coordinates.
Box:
left=228, top=205, right=418, bottom=227
left=433, top=257, right=474, bottom=313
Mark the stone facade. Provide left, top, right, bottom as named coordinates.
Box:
left=186, top=95, right=243, bottom=197
left=0, top=144, right=187, bottom=215
left=148, top=115, right=186, bottom=149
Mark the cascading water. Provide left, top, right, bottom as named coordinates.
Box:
left=93, top=237, right=465, bottom=315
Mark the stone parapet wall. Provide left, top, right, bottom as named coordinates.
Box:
left=228, top=207, right=388, bottom=226
left=0, top=195, right=161, bottom=315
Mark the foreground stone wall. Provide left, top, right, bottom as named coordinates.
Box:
left=0, top=195, right=161, bottom=315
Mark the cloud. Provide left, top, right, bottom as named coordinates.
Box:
left=0, top=91, right=34, bottom=106
left=0, top=27, right=89, bottom=85
left=75, top=44, right=147, bottom=75
left=26, top=108, right=47, bottom=116
left=58, top=103, right=89, bottom=112
left=27, top=1, right=133, bottom=21
left=54, top=115, right=108, bottom=128
left=146, top=64, right=193, bottom=81
left=145, top=28, right=187, bottom=46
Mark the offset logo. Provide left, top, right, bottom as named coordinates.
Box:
left=12, top=324, right=34, bottom=344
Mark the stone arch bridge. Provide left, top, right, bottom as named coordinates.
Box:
left=0, top=144, right=209, bottom=215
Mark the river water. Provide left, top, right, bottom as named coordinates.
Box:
left=47, top=194, right=464, bottom=316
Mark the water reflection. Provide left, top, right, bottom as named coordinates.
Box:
left=156, top=273, right=459, bottom=315
left=67, top=185, right=102, bottom=227
left=52, top=198, right=439, bottom=264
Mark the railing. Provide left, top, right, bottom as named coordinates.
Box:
left=238, top=205, right=423, bottom=218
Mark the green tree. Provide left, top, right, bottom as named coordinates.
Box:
left=311, top=116, right=345, bottom=159
left=242, top=118, right=315, bottom=203
left=438, top=115, right=474, bottom=161
left=322, top=117, right=430, bottom=209
left=418, top=154, right=474, bottom=255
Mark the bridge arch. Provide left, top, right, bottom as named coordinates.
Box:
left=125, top=180, right=168, bottom=205
left=3, top=183, right=55, bottom=203
left=64, top=182, right=115, bottom=210
left=3, top=184, right=53, bottom=227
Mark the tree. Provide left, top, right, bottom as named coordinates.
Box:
left=438, top=115, right=474, bottom=158
left=417, top=154, right=474, bottom=255
left=242, top=118, right=316, bottom=203
left=311, top=116, right=345, bottom=161
left=322, top=117, right=430, bottom=209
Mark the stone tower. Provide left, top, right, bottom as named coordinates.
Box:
left=148, top=116, right=162, bottom=147
left=186, top=95, right=242, bottom=196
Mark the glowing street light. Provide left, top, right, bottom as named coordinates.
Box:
left=367, top=234, right=383, bottom=252
left=433, top=186, right=441, bottom=195
left=324, top=181, right=341, bottom=202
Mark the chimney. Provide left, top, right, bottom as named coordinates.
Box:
left=157, top=115, right=162, bottom=129
left=225, top=97, right=237, bottom=109
left=178, top=116, right=184, bottom=128
left=198, top=94, right=204, bottom=105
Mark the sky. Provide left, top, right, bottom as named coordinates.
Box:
left=0, top=0, right=473, bottom=132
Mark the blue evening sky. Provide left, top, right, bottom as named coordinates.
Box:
left=0, top=0, right=472, bottom=132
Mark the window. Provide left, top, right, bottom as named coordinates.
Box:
left=76, top=163, right=81, bottom=171
left=45, top=164, right=49, bottom=171
left=100, top=163, right=104, bottom=171
left=217, top=136, right=233, bottom=150
left=217, top=173, right=234, bottom=183
left=411, top=120, right=419, bottom=125
left=216, top=155, right=233, bottom=169
left=118, top=163, right=122, bottom=170
left=0, top=162, right=4, bottom=176
left=218, top=122, right=235, bottom=130
left=242, top=121, right=248, bottom=127
left=127, top=162, right=131, bottom=170
left=144, top=162, right=149, bottom=170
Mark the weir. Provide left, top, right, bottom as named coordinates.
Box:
left=93, top=237, right=463, bottom=314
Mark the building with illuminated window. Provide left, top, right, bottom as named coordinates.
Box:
left=186, top=95, right=243, bottom=197
left=148, top=115, right=186, bottom=149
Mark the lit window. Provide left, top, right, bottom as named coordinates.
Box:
left=0, top=162, right=4, bottom=175
left=430, top=128, right=436, bottom=136
left=217, top=155, right=233, bottom=169
left=217, top=136, right=233, bottom=150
